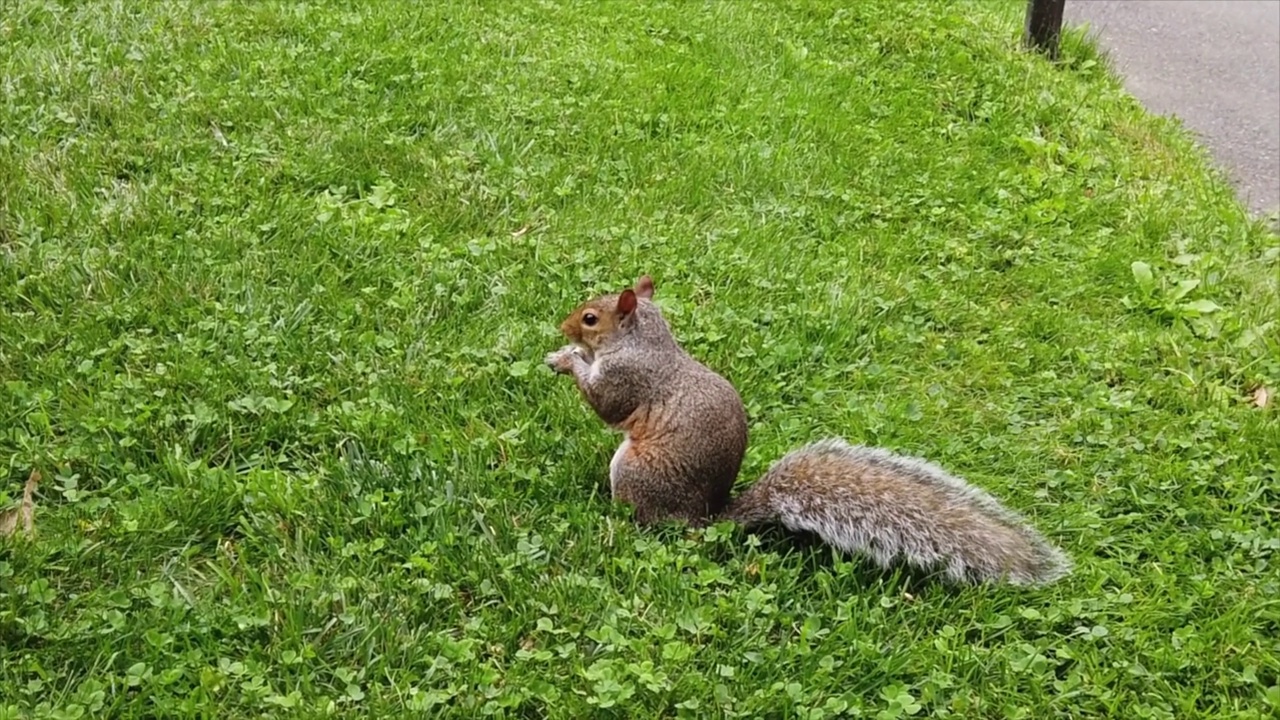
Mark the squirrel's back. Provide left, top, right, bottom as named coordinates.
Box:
left=722, top=438, right=1071, bottom=586
left=552, top=280, right=749, bottom=523
left=612, top=353, right=748, bottom=522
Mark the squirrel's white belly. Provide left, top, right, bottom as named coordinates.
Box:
left=609, top=435, right=631, bottom=496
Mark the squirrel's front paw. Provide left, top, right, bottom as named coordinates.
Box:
left=545, top=346, right=580, bottom=374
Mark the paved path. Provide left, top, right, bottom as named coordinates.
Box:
left=1064, top=0, right=1280, bottom=216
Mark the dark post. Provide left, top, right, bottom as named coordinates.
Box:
left=1024, top=0, right=1066, bottom=59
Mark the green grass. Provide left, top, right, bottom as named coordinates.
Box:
left=2, top=0, right=1278, bottom=717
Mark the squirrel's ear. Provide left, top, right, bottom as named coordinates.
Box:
left=635, top=275, right=655, bottom=300
left=617, top=289, right=638, bottom=315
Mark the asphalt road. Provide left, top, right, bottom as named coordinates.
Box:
left=1064, top=0, right=1280, bottom=216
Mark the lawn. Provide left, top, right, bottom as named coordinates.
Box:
left=2, top=0, right=1278, bottom=717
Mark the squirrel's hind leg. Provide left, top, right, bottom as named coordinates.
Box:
left=608, top=435, right=632, bottom=499
left=610, top=442, right=716, bottom=527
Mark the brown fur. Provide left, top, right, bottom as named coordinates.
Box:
left=547, top=276, right=746, bottom=522
left=547, top=276, right=1071, bottom=586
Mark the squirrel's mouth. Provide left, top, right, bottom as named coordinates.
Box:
left=574, top=342, right=594, bottom=363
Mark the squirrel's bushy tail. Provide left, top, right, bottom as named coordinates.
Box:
left=721, top=439, right=1071, bottom=586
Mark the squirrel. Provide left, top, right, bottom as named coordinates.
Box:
left=545, top=275, right=1071, bottom=587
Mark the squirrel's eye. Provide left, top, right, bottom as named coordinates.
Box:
left=582, top=313, right=598, bottom=327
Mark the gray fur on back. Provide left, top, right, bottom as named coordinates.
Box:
left=594, top=299, right=748, bottom=521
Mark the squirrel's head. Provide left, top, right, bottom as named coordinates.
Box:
left=558, top=275, right=656, bottom=355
